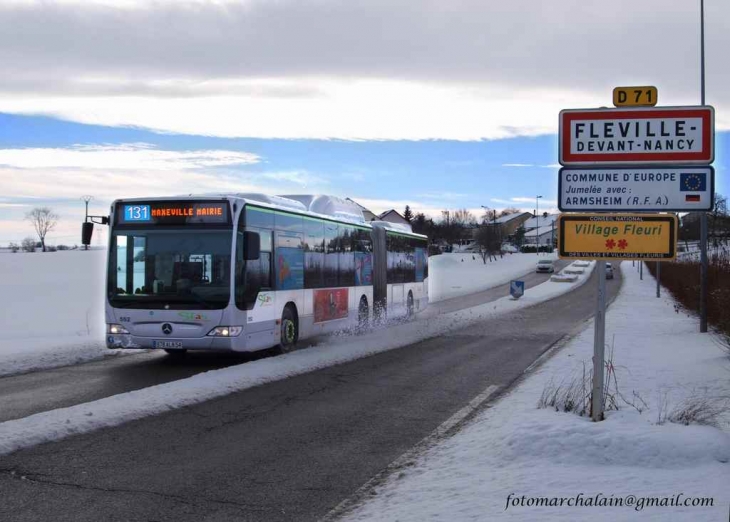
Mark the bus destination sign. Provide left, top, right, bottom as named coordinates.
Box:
left=558, top=166, right=714, bottom=212
left=559, top=106, right=714, bottom=166
left=117, top=201, right=230, bottom=225
left=558, top=213, right=677, bottom=261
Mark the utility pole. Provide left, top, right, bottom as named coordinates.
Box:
left=699, top=0, right=709, bottom=333
left=81, top=195, right=93, bottom=251
left=591, top=258, right=607, bottom=422
left=536, top=195, right=542, bottom=254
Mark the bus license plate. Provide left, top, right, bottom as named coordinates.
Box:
left=153, top=340, right=183, bottom=349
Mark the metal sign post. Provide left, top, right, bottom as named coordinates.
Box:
left=656, top=262, right=661, bottom=298
left=700, top=0, right=708, bottom=334
left=592, top=262, right=607, bottom=422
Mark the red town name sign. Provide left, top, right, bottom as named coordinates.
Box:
left=559, top=106, right=714, bottom=166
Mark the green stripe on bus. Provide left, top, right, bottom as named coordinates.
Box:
left=386, top=231, right=427, bottom=240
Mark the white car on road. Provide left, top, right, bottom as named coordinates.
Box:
left=535, top=259, right=555, bottom=273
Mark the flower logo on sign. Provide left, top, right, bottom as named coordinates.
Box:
left=618, top=239, right=628, bottom=250
left=605, top=239, right=616, bottom=250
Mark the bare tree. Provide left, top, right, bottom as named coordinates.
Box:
left=475, top=225, right=501, bottom=263
left=498, top=207, right=522, bottom=217
left=481, top=208, right=497, bottom=224
left=25, top=207, right=59, bottom=252
left=709, top=193, right=729, bottom=247
left=451, top=208, right=476, bottom=227
left=21, top=237, right=36, bottom=253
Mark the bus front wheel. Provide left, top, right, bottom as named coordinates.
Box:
left=278, top=306, right=299, bottom=354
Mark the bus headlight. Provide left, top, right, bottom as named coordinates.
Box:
left=207, top=326, right=243, bottom=337
left=108, top=323, right=130, bottom=335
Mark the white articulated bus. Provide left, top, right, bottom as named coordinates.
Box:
left=105, top=194, right=428, bottom=355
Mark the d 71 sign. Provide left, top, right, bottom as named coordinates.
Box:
left=559, top=106, right=714, bottom=166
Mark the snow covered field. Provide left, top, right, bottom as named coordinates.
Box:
left=0, top=249, right=111, bottom=376
left=339, top=263, right=730, bottom=522
left=0, top=250, right=553, bottom=375
left=429, top=252, right=556, bottom=302
left=0, top=259, right=594, bottom=456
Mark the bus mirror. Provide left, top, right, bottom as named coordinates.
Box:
left=243, top=231, right=260, bottom=260
left=81, top=222, right=94, bottom=245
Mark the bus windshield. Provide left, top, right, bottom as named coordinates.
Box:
left=108, top=229, right=232, bottom=309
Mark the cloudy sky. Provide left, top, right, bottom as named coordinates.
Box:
left=0, top=0, right=728, bottom=243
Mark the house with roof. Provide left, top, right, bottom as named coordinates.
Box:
left=345, top=198, right=411, bottom=225
left=472, top=212, right=532, bottom=243
left=522, top=213, right=560, bottom=246
left=492, top=212, right=532, bottom=236
left=377, top=209, right=410, bottom=226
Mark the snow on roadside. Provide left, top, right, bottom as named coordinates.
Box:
left=429, top=252, right=556, bottom=302
left=0, top=249, right=135, bottom=376
left=0, top=260, right=594, bottom=457
left=340, top=262, right=730, bottom=522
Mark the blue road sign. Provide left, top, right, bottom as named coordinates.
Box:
left=510, top=280, right=525, bottom=299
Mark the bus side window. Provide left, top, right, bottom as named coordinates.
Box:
left=324, top=223, right=338, bottom=287
left=338, top=225, right=355, bottom=287
left=304, top=219, right=324, bottom=289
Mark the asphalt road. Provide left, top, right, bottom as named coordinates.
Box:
left=0, top=264, right=620, bottom=522
left=0, top=260, right=568, bottom=424
left=426, top=258, right=570, bottom=316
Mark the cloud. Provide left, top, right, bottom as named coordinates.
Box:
left=510, top=196, right=558, bottom=206
left=0, top=81, right=575, bottom=141
left=261, top=170, right=329, bottom=186
left=415, top=192, right=468, bottom=201
left=502, top=163, right=535, bottom=168
left=0, top=0, right=728, bottom=139
left=491, top=196, right=558, bottom=210
left=0, top=143, right=260, bottom=171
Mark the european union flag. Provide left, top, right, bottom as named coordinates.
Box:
left=680, top=172, right=706, bottom=192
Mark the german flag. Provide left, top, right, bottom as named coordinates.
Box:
left=685, top=194, right=701, bottom=202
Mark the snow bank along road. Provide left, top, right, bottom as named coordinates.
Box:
left=0, top=259, right=570, bottom=423
left=0, top=264, right=619, bottom=522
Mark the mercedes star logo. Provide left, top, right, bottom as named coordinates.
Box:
left=162, top=323, right=173, bottom=335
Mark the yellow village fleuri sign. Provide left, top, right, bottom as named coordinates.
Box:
left=558, top=213, right=677, bottom=260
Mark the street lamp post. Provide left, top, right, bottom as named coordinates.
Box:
left=536, top=195, right=542, bottom=254
left=699, top=0, right=708, bottom=333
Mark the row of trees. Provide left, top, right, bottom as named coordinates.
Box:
left=8, top=239, right=76, bottom=253
left=679, top=193, right=730, bottom=245
left=403, top=205, right=525, bottom=261
left=5, top=207, right=60, bottom=253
